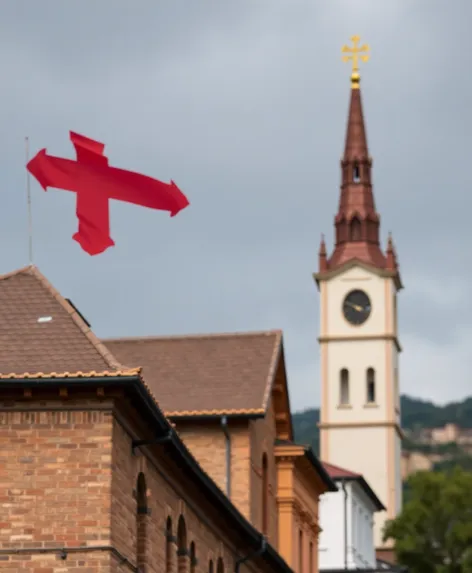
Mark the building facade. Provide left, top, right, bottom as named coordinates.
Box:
left=105, top=331, right=337, bottom=571
left=0, top=265, right=335, bottom=573
left=0, top=266, right=293, bottom=573
left=314, top=65, right=403, bottom=556
left=318, top=463, right=385, bottom=571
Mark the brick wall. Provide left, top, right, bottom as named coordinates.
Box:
left=174, top=406, right=279, bottom=550
left=0, top=405, right=115, bottom=572
left=249, top=402, right=278, bottom=548
left=174, top=421, right=252, bottom=520
left=111, top=417, right=251, bottom=573
left=111, top=408, right=287, bottom=573
left=0, top=397, right=285, bottom=573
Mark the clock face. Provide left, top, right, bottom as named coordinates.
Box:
left=342, top=289, right=372, bottom=325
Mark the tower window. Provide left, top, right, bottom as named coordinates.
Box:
left=353, top=163, right=361, bottom=183
left=394, top=366, right=400, bottom=410
left=350, top=217, right=362, bottom=241
left=340, top=369, right=350, bottom=405
left=393, top=293, right=398, bottom=333
left=367, top=368, right=376, bottom=403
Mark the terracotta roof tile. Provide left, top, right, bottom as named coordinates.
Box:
left=103, top=330, right=283, bottom=415
left=0, top=266, right=126, bottom=377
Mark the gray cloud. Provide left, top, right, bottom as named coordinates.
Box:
left=0, top=0, right=470, bottom=411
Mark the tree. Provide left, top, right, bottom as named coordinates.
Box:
left=383, top=468, right=472, bottom=573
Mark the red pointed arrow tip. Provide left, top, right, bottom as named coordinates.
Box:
left=26, top=148, right=49, bottom=191
left=169, top=180, right=190, bottom=216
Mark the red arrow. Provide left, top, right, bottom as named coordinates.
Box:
left=26, top=131, right=190, bottom=255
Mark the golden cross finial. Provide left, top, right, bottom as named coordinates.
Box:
left=342, top=35, right=370, bottom=89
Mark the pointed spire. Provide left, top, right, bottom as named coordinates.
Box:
left=317, top=38, right=402, bottom=288
left=343, top=86, right=369, bottom=161
left=386, top=233, right=398, bottom=272
left=327, top=78, right=384, bottom=270
left=319, top=234, right=328, bottom=272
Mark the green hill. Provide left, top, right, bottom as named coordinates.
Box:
left=293, top=394, right=472, bottom=463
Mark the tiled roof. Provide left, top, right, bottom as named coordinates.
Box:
left=0, top=266, right=126, bottom=377
left=103, top=330, right=282, bottom=416
left=322, top=461, right=385, bottom=511
left=322, top=461, right=361, bottom=479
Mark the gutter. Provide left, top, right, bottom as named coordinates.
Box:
left=235, top=536, right=267, bottom=573
left=168, top=413, right=264, bottom=422
left=221, top=416, right=231, bottom=498
left=342, top=479, right=348, bottom=570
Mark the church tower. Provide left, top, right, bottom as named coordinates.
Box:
left=314, top=37, right=403, bottom=555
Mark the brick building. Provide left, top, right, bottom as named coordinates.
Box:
left=105, top=332, right=337, bottom=570
left=0, top=265, right=335, bottom=572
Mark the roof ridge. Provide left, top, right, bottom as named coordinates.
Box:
left=26, top=266, right=128, bottom=372
left=103, top=329, right=283, bottom=343
left=0, top=265, right=34, bottom=281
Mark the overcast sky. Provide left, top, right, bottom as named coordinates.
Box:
left=0, top=1, right=470, bottom=412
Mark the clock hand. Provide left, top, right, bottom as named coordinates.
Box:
left=346, top=301, right=363, bottom=312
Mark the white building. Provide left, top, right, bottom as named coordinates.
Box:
left=318, top=462, right=385, bottom=571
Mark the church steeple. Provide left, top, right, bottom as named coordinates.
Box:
left=315, top=39, right=404, bottom=559
left=318, top=37, right=400, bottom=284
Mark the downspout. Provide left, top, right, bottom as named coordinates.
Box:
left=221, top=416, right=231, bottom=498
left=341, top=480, right=348, bottom=570
left=235, top=536, right=267, bottom=573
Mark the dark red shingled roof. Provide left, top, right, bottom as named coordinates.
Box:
left=321, top=461, right=385, bottom=511
left=322, top=461, right=361, bottom=479
left=317, top=81, right=401, bottom=287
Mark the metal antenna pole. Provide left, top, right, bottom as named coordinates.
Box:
left=25, top=137, right=34, bottom=265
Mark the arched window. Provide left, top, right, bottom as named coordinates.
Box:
left=208, top=560, right=214, bottom=573
left=217, top=557, right=224, bottom=573
left=177, top=515, right=188, bottom=573
left=166, top=517, right=174, bottom=573
left=340, top=369, right=350, bottom=405
left=367, top=368, right=376, bottom=403
left=261, top=453, right=269, bottom=534
left=136, top=473, right=148, bottom=573
left=189, top=542, right=196, bottom=573
left=337, top=215, right=347, bottom=243
left=298, top=529, right=303, bottom=573
left=353, top=162, right=361, bottom=183
left=350, top=217, right=362, bottom=241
